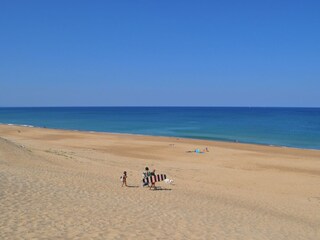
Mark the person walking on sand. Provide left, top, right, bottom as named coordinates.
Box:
left=142, top=167, right=151, bottom=187
left=121, top=171, right=128, bottom=187
left=143, top=167, right=151, bottom=178
left=150, top=169, right=156, bottom=189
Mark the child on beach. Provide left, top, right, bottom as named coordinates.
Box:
left=121, top=171, right=127, bottom=187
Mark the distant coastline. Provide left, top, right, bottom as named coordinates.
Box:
left=0, top=107, right=320, bottom=150
left=1, top=123, right=320, bottom=152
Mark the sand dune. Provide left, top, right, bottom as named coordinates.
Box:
left=0, top=124, right=320, bottom=239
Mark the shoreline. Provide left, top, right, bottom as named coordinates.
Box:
left=1, top=123, right=319, bottom=152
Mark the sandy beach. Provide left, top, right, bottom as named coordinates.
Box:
left=0, top=124, right=319, bottom=239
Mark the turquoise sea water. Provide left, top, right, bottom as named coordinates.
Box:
left=0, top=107, right=319, bottom=150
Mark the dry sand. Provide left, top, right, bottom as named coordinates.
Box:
left=0, top=124, right=320, bottom=239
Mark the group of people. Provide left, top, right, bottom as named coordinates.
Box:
left=120, top=167, right=157, bottom=189
left=186, top=147, right=209, bottom=153
left=142, top=167, right=157, bottom=189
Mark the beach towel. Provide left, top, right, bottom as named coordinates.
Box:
left=143, top=174, right=167, bottom=184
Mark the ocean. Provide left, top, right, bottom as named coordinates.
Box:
left=0, top=107, right=319, bottom=150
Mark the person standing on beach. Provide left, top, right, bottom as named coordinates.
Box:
left=121, top=171, right=127, bottom=187
left=150, top=169, right=156, bottom=189
left=142, top=167, right=151, bottom=187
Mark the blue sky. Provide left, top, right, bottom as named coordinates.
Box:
left=0, top=0, right=319, bottom=107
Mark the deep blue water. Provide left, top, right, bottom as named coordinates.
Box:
left=0, top=107, right=320, bottom=150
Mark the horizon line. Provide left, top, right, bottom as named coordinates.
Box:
left=0, top=106, right=319, bottom=108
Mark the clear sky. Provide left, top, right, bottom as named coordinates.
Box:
left=0, top=0, right=319, bottom=107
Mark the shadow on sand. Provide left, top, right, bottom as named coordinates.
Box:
left=150, top=186, right=172, bottom=191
